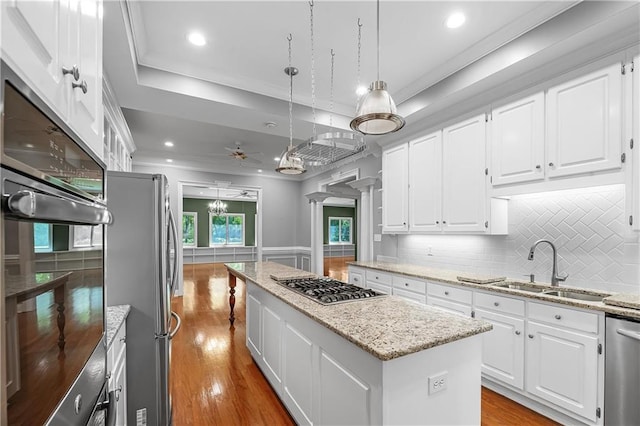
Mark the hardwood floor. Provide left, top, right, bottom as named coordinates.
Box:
left=172, top=262, right=559, bottom=425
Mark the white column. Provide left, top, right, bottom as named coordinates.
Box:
left=305, top=192, right=333, bottom=275
left=347, top=177, right=378, bottom=262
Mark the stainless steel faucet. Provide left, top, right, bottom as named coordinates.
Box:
left=527, top=239, right=568, bottom=287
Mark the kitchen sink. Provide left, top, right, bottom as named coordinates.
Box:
left=542, top=290, right=607, bottom=302
left=492, top=282, right=550, bottom=293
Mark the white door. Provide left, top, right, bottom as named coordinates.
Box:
left=491, top=93, right=545, bottom=185
left=1, top=0, right=68, bottom=119
left=409, top=132, right=442, bottom=232
left=526, top=321, right=599, bottom=422
left=442, top=114, right=487, bottom=232
left=633, top=55, right=640, bottom=231
left=67, top=0, right=103, bottom=157
left=283, top=323, right=313, bottom=425
left=382, top=144, right=409, bottom=233
left=546, top=63, right=622, bottom=178
left=246, top=294, right=262, bottom=357
left=474, top=308, right=525, bottom=390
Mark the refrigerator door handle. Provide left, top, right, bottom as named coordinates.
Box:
left=169, top=311, right=182, bottom=339
left=168, top=208, right=179, bottom=294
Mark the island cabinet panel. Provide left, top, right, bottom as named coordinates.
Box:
left=525, top=321, right=599, bottom=422
left=474, top=308, right=525, bottom=390
left=282, top=324, right=314, bottom=425
left=319, top=351, right=371, bottom=426
left=246, top=294, right=262, bottom=357
left=262, top=306, right=283, bottom=387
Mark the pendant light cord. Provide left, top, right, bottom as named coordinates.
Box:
left=376, top=0, right=380, bottom=81
left=309, top=0, right=317, bottom=139
left=329, top=49, right=335, bottom=129
left=287, top=34, right=294, bottom=151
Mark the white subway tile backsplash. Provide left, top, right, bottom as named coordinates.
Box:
left=396, top=185, right=640, bottom=294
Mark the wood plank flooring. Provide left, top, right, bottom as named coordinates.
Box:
left=172, top=262, right=559, bottom=425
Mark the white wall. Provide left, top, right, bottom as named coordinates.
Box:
left=381, top=185, right=640, bottom=295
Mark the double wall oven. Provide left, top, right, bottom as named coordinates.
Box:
left=1, top=62, right=115, bottom=424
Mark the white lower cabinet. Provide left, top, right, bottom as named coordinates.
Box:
left=282, top=324, right=313, bottom=425
left=347, top=266, right=365, bottom=288
left=107, top=323, right=127, bottom=426
left=365, top=270, right=393, bottom=295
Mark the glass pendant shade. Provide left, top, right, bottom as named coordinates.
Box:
left=276, top=147, right=306, bottom=175
left=350, top=80, right=405, bottom=135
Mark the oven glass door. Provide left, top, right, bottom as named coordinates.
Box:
left=3, top=177, right=105, bottom=425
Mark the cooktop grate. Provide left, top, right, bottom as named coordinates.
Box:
left=274, top=277, right=384, bottom=305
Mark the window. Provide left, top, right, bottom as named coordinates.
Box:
left=71, top=225, right=103, bottom=249
left=33, top=223, right=52, bottom=252
left=209, top=213, right=244, bottom=246
left=328, top=217, right=352, bottom=244
left=182, top=212, right=197, bottom=247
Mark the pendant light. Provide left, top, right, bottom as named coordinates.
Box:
left=276, top=34, right=306, bottom=175
left=350, top=0, right=405, bottom=135
left=208, top=188, right=227, bottom=216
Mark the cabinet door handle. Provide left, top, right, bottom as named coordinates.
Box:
left=62, top=65, right=80, bottom=81
left=515, top=331, right=521, bottom=335
left=554, top=314, right=561, bottom=320
left=494, top=302, right=500, bottom=307
left=442, top=220, right=447, bottom=224
left=72, top=80, right=88, bottom=94
left=119, top=337, right=126, bottom=343
left=405, top=283, right=409, bottom=287
left=528, top=334, right=534, bottom=339
left=548, top=162, right=554, bottom=167
left=444, top=291, right=449, bottom=296
left=436, top=221, right=439, bottom=224
left=535, top=165, right=541, bottom=170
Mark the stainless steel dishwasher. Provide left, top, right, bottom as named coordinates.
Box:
left=605, top=314, right=640, bottom=425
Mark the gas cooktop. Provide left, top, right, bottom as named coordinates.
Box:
left=275, top=277, right=385, bottom=305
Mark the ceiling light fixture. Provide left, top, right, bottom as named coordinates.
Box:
left=276, top=34, right=305, bottom=175
left=166, top=159, right=173, bottom=163
left=446, top=12, right=466, bottom=29
left=164, top=141, right=174, bottom=147
left=350, top=0, right=405, bottom=135
left=187, top=31, right=206, bottom=46
left=208, top=188, right=227, bottom=216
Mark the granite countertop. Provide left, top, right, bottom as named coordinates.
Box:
left=350, top=261, right=640, bottom=320
left=106, top=305, right=130, bottom=349
left=225, top=262, right=492, bottom=361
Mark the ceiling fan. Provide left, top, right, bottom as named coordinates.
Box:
left=224, top=143, right=262, bottom=164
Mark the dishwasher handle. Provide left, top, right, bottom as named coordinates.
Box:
left=617, top=328, right=640, bottom=342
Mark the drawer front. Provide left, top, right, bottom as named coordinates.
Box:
left=427, top=297, right=473, bottom=317
left=392, top=275, right=426, bottom=294
left=108, top=324, right=127, bottom=374
left=366, top=270, right=393, bottom=286
left=528, top=301, right=599, bottom=334
left=367, top=281, right=392, bottom=295
left=427, top=282, right=472, bottom=305
left=393, top=287, right=426, bottom=304
left=475, top=291, right=525, bottom=317
left=349, top=272, right=365, bottom=288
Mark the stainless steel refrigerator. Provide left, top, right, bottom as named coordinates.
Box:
left=106, top=171, right=180, bottom=426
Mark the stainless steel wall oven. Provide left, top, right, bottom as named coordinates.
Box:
left=1, top=62, right=114, bottom=424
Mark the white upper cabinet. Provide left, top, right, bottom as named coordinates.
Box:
left=632, top=55, right=640, bottom=231
left=442, top=114, right=488, bottom=233
left=491, top=93, right=545, bottom=185
left=546, top=63, right=622, bottom=178
left=408, top=132, right=442, bottom=232
left=382, top=143, right=409, bottom=233
left=1, top=0, right=104, bottom=160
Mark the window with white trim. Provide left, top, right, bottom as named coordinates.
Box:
left=182, top=212, right=197, bottom=247
left=71, top=225, right=103, bottom=249
left=209, top=213, right=245, bottom=246
left=328, top=217, right=352, bottom=244
left=33, top=223, right=53, bottom=253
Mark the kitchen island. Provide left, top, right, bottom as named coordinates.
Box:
left=225, top=261, right=492, bottom=425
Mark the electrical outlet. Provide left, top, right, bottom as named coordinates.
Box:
left=428, top=371, right=448, bottom=395
left=373, top=234, right=382, bottom=242
left=427, top=246, right=433, bottom=256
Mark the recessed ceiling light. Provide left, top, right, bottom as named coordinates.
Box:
left=199, top=191, right=204, bottom=195
left=257, top=169, right=263, bottom=173
left=274, top=157, right=280, bottom=162
left=164, top=141, right=174, bottom=147
left=187, top=32, right=206, bottom=46
left=356, top=85, right=369, bottom=96
left=24, top=143, right=34, bottom=149
left=166, top=159, right=173, bottom=163
left=446, top=12, right=466, bottom=29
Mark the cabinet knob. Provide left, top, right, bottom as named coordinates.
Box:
left=405, top=283, right=409, bottom=287
left=528, top=334, right=534, bottom=339
left=548, top=162, right=554, bottom=167
left=535, top=165, right=541, bottom=170
left=444, top=291, right=449, bottom=296
left=72, top=80, right=88, bottom=94
left=62, top=65, right=80, bottom=81
left=515, top=330, right=521, bottom=335
left=436, top=221, right=439, bottom=224
left=354, top=277, right=359, bottom=282
left=494, top=302, right=500, bottom=307
left=442, top=220, right=447, bottom=224
left=554, top=314, right=561, bottom=320
left=119, top=337, right=126, bottom=343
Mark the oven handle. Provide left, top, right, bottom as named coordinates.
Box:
left=5, top=190, right=112, bottom=225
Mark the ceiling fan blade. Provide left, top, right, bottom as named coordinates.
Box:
left=241, top=156, right=262, bottom=164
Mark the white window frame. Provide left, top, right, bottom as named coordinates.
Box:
left=209, top=213, right=245, bottom=247
left=33, top=223, right=53, bottom=253
left=70, top=225, right=103, bottom=250
left=182, top=212, right=198, bottom=247
left=328, top=216, right=353, bottom=245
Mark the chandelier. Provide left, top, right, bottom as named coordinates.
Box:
left=208, top=189, right=227, bottom=216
